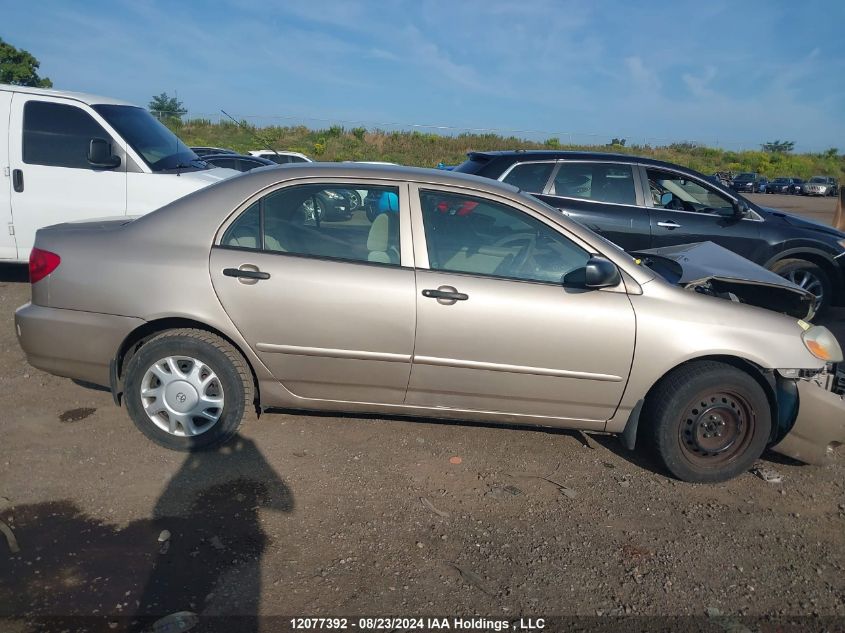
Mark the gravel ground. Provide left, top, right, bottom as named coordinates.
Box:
left=1, top=194, right=844, bottom=632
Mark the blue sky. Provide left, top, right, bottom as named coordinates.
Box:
left=5, top=0, right=845, bottom=152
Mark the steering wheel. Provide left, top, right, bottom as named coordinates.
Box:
left=493, top=232, right=537, bottom=273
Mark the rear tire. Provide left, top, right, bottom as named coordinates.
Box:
left=124, top=329, right=253, bottom=451
left=769, top=258, right=832, bottom=315
left=641, top=361, right=771, bottom=483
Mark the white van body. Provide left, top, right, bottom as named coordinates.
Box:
left=0, top=84, right=237, bottom=262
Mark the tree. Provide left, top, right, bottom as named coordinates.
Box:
left=609, top=137, right=626, bottom=147
left=148, top=92, right=187, bottom=121
left=0, top=38, right=52, bottom=87
left=761, top=140, right=795, bottom=153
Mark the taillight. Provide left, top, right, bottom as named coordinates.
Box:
left=29, top=248, right=61, bottom=284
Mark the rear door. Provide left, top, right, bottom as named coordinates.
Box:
left=210, top=179, right=416, bottom=404
left=0, top=90, right=14, bottom=259
left=524, top=160, right=652, bottom=251
left=8, top=95, right=127, bottom=259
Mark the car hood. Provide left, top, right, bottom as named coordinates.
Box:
left=179, top=166, right=239, bottom=183
left=631, top=241, right=816, bottom=320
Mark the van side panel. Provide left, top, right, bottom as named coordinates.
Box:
left=0, top=90, right=15, bottom=260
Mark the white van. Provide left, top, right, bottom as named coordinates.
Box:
left=0, top=84, right=237, bottom=262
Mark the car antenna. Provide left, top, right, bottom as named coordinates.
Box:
left=220, top=109, right=280, bottom=157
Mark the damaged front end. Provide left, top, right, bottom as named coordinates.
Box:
left=631, top=241, right=817, bottom=320
left=770, top=364, right=845, bottom=464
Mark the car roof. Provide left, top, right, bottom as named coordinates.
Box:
left=0, top=83, right=134, bottom=106
left=466, top=149, right=718, bottom=173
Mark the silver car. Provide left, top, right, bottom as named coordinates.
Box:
left=802, top=176, right=839, bottom=197
left=14, top=164, right=845, bottom=483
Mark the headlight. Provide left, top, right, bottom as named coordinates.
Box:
left=801, top=325, right=843, bottom=362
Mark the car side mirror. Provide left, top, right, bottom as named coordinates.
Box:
left=731, top=199, right=748, bottom=219
left=660, top=192, right=673, bottom=206
left=584, top=256, right=621, bottom=289
left=88, top=138, right=121, bottom=169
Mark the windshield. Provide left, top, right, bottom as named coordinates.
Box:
left=92, top=105, right=202, bottom=172
left=735, top=173, right=756, bottom=180
left=809, top=177, right=827, bottom=183
left=773, top=178, right=789, bottom=183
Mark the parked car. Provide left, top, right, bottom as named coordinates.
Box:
left=248, top=150, right=312, bottom=164
left=15, top=164, right=845, bottom=483
left=454, top=151, right=845, bottom=313
left=756, top=177, right=769, bottom=193
left=790, top=178, right=805, bottom=194
left=731, top=172, right=761, bottom=193
left=202, top=153, right=276, bottom=172
left=191, top=146, right=237, bottom=157
left=766, top=177, right=796, bottom=194
left=0, top=84, right=238, bottom=262
left=802, top=176, right=839, bottom=197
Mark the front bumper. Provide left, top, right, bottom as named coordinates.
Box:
left=770, top=376, right=845, bottom=464
left=803, top=187, right=828, bottom=195
left=15, top=302, right=144, bottom=387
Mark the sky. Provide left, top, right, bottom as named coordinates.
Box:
left=4, top=0, right=845, bottom=152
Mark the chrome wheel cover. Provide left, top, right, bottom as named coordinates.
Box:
left=140, top=356, right=224, bottom=437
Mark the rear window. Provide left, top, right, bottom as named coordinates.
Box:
left=454, top=155, right=492, bottom=175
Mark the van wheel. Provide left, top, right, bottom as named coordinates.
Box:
left=641, top=361, right=771, bottom=483
left=770, top=258, right=831, bottom=315
left=124, top=329, right=253, bottom=451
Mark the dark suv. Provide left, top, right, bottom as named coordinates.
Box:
left=456, top=151, right=845, bottom=312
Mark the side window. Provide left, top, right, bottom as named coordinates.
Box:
left=551, top=162, right=637, bottom=205
left=288, top=156, right=307, bottom=163
left=419, top=189, right=590, bottom=285
left=646, top=168, right=734, bottom=214
left=23, top=101, right=113, bottom=169
left=501, top=162, right=555, bottom=193
left=222, top=184, right=401, bottom=266
left=269, top=155, right=290, bottom=164
left=212, top=158, right=239, bottom=171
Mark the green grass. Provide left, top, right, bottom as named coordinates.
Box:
left=169, top=118, right=844, bottom=180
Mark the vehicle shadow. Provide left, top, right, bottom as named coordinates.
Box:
left=0, top=263, right=28, bottom=283
left=0, top=435, right=294, bottom=633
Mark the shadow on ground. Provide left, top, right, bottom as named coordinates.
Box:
left=1, top=436, right=294, bottom=633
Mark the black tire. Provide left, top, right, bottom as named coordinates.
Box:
left=124, top=329, right=253, bottom=451
left=641, top=361, right=771, bottom=483
left=769, top=258, right=832, bottom=315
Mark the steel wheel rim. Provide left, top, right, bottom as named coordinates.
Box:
left=140, top=356, right=224, bottom=437
left=347, top=191, right=362, bottom=210
left=782, top=268, right=824, bottom=303
left=678, top=390, right=755, bottom=467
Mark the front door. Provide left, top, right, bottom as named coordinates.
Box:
left=210, top=181, right=416, bottom=404
left=8, top=95, right=127, bottom=259
left=644, top=166, right=767, bottom=260
left=0, top=91, right=14, bottom=259
left=406, top=186, right=636, bottom=426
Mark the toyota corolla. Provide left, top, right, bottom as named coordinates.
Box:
left=15, top=164, right=845, bottom=483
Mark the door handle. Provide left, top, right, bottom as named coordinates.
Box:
left=12, top=169, right=23, bottom=193
left=422, top=287, right=468, bottom=301
left=223, top=267, right=270, bottom=280
left=657, top=221, right=681, bottom=229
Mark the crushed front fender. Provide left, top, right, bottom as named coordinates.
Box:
left=770, top=379, right=845, bottom=464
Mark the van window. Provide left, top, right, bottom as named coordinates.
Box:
left=23, top=101, right=113, bottom=170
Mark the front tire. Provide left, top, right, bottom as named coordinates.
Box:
left=770, top=258, right=832, bottom=315
left=124, top=329, right=253, bottom=451
left=641, top=361, right=771, bottom=483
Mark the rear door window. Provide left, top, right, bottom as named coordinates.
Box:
left=501, top=162, right=555, bottom=193
left=551, top=162, right=637, bottom=205
left=222, top=184, right=402, bottom=266
left=23, top=101, right=114, bottom=169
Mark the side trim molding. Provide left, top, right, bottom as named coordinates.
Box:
left=413, top=355, right=623, bottom=382
left=255, top=343, right=411, bottom=363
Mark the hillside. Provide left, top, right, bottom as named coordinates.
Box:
left=170, top=119, right=844, bottom=180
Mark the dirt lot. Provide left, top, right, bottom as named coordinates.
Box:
left=1, top=195, right=844, bottom=632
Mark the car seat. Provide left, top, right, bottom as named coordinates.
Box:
left=367, top=213, right=399, bottom=264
